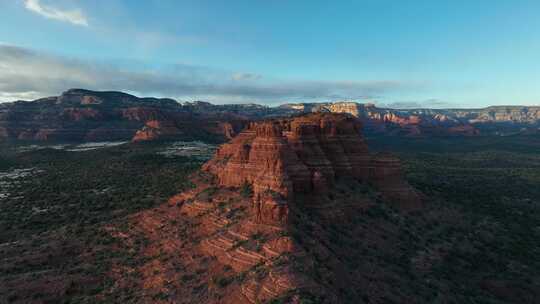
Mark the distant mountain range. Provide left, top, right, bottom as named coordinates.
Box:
left=1, top=89, right=538, bottom=143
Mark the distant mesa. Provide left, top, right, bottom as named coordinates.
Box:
left=0, top=89, right=248, bottom=143
left=1, top=89, right=539, bottom=143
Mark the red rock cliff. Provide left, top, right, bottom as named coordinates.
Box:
left=203, top=113, right=421, bottom=223
left=168, top=113, right=423, bottom=303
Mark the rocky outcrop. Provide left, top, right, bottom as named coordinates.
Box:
left=203, top=113, right=421, bottom=222
left=370, top=152, right=423, bottom=208
left=132, top=120, right=182, bottom=142
left=121, top=107, right=168, bottom=122
left=172, top=113, right=423, bottom=303
left=251, top=190, right=290, bottom=226
left=203, top=121, right=310, bottom=202
left=464, top=106, right=540, bottom=123
left=62, top=108, right=103, bottom=121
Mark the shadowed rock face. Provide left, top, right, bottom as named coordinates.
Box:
left=203, top=113, right=421, bottom=224
left=169, top=113, right=423, bottom=303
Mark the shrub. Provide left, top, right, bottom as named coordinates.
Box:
left=213, top=276, right=232, bottom=288
left=240, top=182, right=253, bottom=198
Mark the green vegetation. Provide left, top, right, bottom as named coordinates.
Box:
left=0, top=142, right=201, bottom=242
left=240, top=181, right=254, bottom=198
left=283, top=135, right=540, bottom=303
left=0, top=141, right=203, bottom=303
left=366, top=134, right=540, bottom=303
left=1, top=134, right=539, bottom=303
left=211, top=275, right=232, bottom=288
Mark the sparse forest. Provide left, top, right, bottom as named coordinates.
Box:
left=1, top=134, right=539, bottom=303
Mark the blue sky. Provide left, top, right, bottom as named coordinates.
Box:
left=0, top=0, right=539, bottom=107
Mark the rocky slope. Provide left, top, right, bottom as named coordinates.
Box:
left=0, top=89, right=247, bottom=143
left=147, top=113, right=423, bottom=303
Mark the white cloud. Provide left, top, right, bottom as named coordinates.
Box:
left=0, top=91, right=43, bottom=102
left=0, top=45, right=418, bottom=104
left=24, top=0, right=89, bottom=27
left=378, top=100, right=452, bottom=109
left=232, top=72, right=262, bottom=81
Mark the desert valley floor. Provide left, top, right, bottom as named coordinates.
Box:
left=0, top=127, right=539, bottom=303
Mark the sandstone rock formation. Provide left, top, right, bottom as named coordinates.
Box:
left=132, top=120, right=183, bottom=142
left=171, top=113, right=423, bottom=303
left=203, top=113, right=420, bottom=213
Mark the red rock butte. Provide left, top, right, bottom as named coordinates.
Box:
left=167, top=112, right=423, bottom=303
left=203, top=113, right=421, bottom=224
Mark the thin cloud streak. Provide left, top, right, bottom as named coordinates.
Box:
left=24, top=0, right=89, bottom=27
left=378, top=99, right=460, bottom=109
left=0, top=45, right=420, bottom=104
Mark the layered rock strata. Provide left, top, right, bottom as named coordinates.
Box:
left=0, top=89, right=248, bottom=143
left=203, top=113, right=420, bottom=219
left=171, top=113, right=422, bottom=303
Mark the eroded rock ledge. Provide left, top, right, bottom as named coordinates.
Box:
left=203, top=113, right=421, bottom=220
left=170, top=113, right=423, bottom=303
